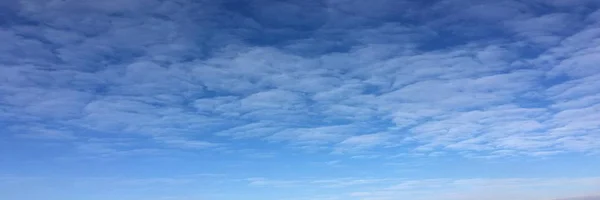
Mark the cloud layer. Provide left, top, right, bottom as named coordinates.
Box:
left=1, top=0, right=600, bottom=199
left=2, top=0, right=599, bottom=158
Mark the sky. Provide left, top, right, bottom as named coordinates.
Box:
left=1, top=0, right=600, bottom=199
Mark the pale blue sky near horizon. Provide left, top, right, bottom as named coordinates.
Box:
left=1, top=0, right=600, bottom=200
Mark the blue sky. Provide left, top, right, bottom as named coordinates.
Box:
left=1, top=0, right=600, bottom=199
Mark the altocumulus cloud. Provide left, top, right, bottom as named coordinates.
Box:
left=1, top=0, right=600, bottom=200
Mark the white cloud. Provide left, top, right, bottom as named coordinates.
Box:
left=268, top=124, right=358, bottom=146
left=1, top=0, right=600, bottom=159
left=335, top=133, right=396, bottom=153
left=12, top=125, right=76, bottom=140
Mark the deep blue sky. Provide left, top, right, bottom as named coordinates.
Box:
left=1, top=0, right=600, bottom=200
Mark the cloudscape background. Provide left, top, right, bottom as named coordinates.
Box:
left=1, top=0, right=600, bottom=199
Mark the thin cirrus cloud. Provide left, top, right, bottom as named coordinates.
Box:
left=1, top=0, right=600, bottom=200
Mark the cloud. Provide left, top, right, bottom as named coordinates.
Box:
left=1, top=0, right=600, bottom=160
left=268, top=124, right=359, bottom=146
left=11, top=124, right=76, bottom=140
left=335, top=132, right=396, bottom=153
left=246, top=177, right=303, bottom=188
left=157, top=137, right=220, bottom=149
left=505, top=13, right=581, bottom=46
